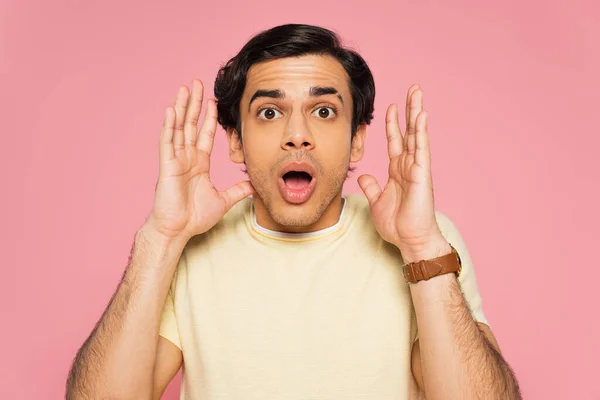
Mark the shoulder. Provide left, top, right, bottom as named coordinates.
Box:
left=343, top=193, right=372, bottom=219
left=342, top=193, right=386, bottom=245
left=184, top=197, right=252, bottom=250
left=170, top=198, right=252, bottom=285
left=213, top=196, right=252, bottom=232
left=343, top=193, right=461, bottom=238
left=342, top=193, right=376, bottom=230
left=434, top=209, right=457, bottom=234
left=342, top=193, right=404, bottom=265
left=433, top=209, right=467, bottom=246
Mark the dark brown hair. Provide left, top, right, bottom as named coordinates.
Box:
left=214, top=24, right=375, bottom=140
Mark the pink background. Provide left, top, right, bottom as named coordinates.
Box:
left=1, top=0, right=598, bottom=398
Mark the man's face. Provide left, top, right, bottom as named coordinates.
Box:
left=228, top=54, right=366, bottom=232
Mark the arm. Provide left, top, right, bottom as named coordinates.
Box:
left=153, top=337, right=184, bottom=399
left=66, top=79, right=253, bottom=399
left=357, top=84, right=520, bottom=399
left=406, top=240, right=521, bottom=400
left=66, top=225, right=186, bottom=399
left=412, top=323, right=501, bottom=391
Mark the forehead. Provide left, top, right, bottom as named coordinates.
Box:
left=243, top=54, right=350, bottom=98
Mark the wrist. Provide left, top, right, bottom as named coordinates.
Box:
left=136, top=222, right=189, bottom=260
left=143, top=211, right=193, bottom=242
left=397, top=236, right=452, bottom=264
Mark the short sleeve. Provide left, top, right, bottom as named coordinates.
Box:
left=435, top=210, right=489, bottom=327
left=159, top=286, right=182, bottom=350
left=158, top=253, right=186, bottom=350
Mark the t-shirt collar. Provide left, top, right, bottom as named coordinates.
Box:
left=250, top=197, right=347, bottom=240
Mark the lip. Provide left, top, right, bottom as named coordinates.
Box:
left=279, top=161, right=317, bottom=178
left=278, top=161, right=317, bottom=204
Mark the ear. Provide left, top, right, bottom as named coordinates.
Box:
left=226, top=127, right=245, bottom=163
left=350, top=124, right=367, bottom=163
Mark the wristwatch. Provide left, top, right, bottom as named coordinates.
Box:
left=402, top=244, right=462, bottom=283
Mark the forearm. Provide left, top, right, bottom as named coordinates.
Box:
left=406, top=242, right=520, bottom=400
left=66, top=224, right=187, bottom=399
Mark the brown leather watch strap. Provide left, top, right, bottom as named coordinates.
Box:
left=402, top=244, right=462, bottom=283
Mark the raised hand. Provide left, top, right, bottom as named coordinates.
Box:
left=146, top=80, right=254, bottom=241
left=357, top=85, right=449, bottom=262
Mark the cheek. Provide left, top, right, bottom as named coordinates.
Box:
left=242, top=135, right=279, bottom=169
left=317, top=131, right=352, bottom=159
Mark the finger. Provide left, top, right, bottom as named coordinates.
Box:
left=196, top=98, right=218, bottom=154
left=414, top=110, right=431, bottom=168
left=385, top=104, right=403, bottom=158
left=184, top=80, right=204, bottom=145
left=405, top=84, right=421, bottom=127
left=406, top=88, right=423, bottom=155
left=159, top=106, right=176, bottom=163
left=357, top=174, right=382, bottom=206
left=173, top=85, right=190, bottom=148
left=220, top=180, right=255, bottom=212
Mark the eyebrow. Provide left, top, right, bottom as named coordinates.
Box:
left=247, top=86, right=344, bottom=111
left=248, top=89, right=285, bottom=111
left=310, top=86, right=344, bottom=104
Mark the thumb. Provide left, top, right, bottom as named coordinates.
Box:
left=357, top=174, right=382, bottom=207
left=220, top=180, right=255, bottom=212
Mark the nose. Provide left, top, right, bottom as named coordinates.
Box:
left=281, top=111, right=315, bottom=151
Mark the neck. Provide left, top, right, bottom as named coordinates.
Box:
left=253, top=193, right=345, bottom=234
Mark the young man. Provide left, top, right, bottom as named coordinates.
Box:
left=66, top=24, right=520, bottom=399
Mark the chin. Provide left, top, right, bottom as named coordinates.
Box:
left=267, top=197, right=325, bottom=228
left=249, top=166, right=344, bottom=230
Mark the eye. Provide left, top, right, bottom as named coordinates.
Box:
left=258, top=107, right=282, bottom=120
left=312, top=106, right=337, bottom=119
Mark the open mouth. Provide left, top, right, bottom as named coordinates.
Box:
left=282, top=171, right=313, bottom=189
left=279, top=168, right=316, bottom=204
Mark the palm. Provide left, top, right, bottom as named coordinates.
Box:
left=149, top=80, right=254, bottom=240
left=358, top=85, right=440, bottom=248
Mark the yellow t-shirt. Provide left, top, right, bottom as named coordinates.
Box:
left=159, top=194, right=488, bottom=400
